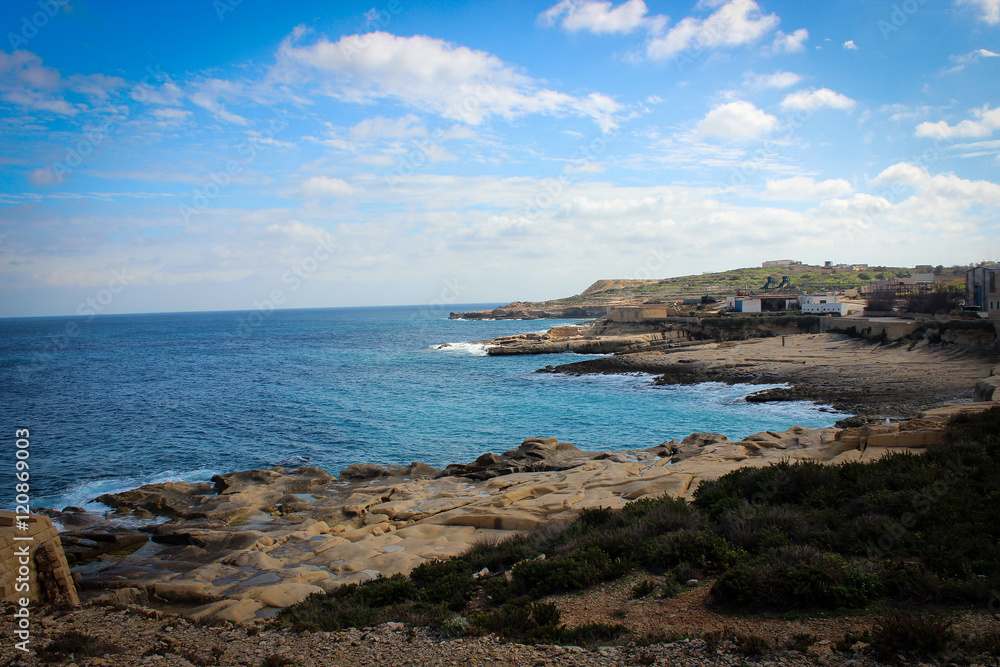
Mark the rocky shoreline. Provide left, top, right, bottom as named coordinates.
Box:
left=35, top=396, right=993, bottom=628
left=537, top=333, right=999, bottom=416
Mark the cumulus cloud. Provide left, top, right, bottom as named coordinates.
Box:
left=273, top=30, right=622, bottom=132
left=915, top=105, right=1000, bottom=139
left=761, top=176, right=854, bottom=201
left=770, top=28, right=809, bottom=54
left=875, top=161, right=1000, bottom=203
left=842, top=40, right=858, bottom=50
left=538, top=0, right=664, bottom=34
left=646, top=0, right=780, bottom=60
left=780, top=88, right=856, bottom=112
left=743, top=70, right=803, bottom=90
left=957, top=0, right=1000, bottom=24
left=695, top=100, right=778, bottom=141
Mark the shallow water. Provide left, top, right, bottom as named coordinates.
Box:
left=0, top=305, right=846, bottom=511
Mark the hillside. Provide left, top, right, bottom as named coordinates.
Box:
left=550, top=264, right=963, bottom=306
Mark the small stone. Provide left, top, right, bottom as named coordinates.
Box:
left=685, top=578, right=698, bottom=587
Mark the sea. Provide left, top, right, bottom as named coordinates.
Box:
left=1, top=305, right=847, bottom=513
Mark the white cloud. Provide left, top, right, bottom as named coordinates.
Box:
left=945, top=48, right=1000, bottom=73
left=131, top=80, right=184, bottom=106
left=957, top=0, right=1000, bottom=24
left=274, top=30, right=622, bottom=132
left=349, top=114, right=427, bottom=141
left=646, top=0, right=780, bottom=60
left=695, top=100, right=778, bottom=141
left=875, top=162, right=1000, bottom=208
left=842, top=40, right=858, bottom=50
left=538, top=0, right=664, bottom=34
left=770, top=28, right=809, bottom=54
left=743, top=70, right=803, bottom=90
left=0, top=50, right=122, bottom=115
left=290, top=176, right=356, bottom=199
left=188, top=78, right=248, bottom=125
left=148, top=107, right=192, bottom=126
left=762, top=176, right=854, bottom=201
left=780, top=88, right=856, bottom=112
left=915, top=105, right=1000, bottom=139
left=29, top=166, right=62, bottom=187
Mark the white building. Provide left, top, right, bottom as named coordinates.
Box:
left=726, top=297, right=761, bottom=313
left=799, top=294, right=864, bottom=316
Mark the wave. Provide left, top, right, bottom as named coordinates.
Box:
left=431, top=342, right=491, bottom=356
left=35, top=468, right=221, bottom=520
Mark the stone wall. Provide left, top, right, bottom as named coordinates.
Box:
left=821, top=317, right=920, bottom=341
left=0, top=511, right=79, bottom=606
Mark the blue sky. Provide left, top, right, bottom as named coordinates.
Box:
left=1, top=0, right=998, bottom=316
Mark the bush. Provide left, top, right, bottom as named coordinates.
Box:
left=276, top=408, right=1000, bottom=632
left=710, top=546, right=883, bottom=610
left=630, top=579, right=658, bottom=599
left=511, top=546, right=617, bottom=597
left=871, top=612, right=956, bottom=662
left=37, top=631, right=121, bottom=663
left=640, top=529, right=744, bottom=573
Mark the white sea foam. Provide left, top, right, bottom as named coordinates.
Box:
left=432, top=342, right=491, bottom=356
left=39, top=468, right=221, bottom=522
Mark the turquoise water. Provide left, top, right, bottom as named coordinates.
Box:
left=0, top=305, right=845, bottom=511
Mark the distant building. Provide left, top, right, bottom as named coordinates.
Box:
left=727, top=296, right=798, bottom=312
left=899, top=274, right=935, bottom=286
left=762, top=259, right=801, bottom=268
left=967, top=267, right=1000, bottom=320
left=799, top=294, right=864, bottom=316
left=728, top=297, right=761, bottom=313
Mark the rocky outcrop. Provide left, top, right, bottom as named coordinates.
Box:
left=441, top=437, right=585, bottom=480
left=450, top=302, right=608, bottom=320
left=339, top=462, right=441, bottom=481
left=473, top=321, right=695, bottom=356
left=98, top=466, right=333, bottom=522
left=67, top=403, right=992, bottom=623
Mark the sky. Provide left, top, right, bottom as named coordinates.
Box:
left=1, top=0, right=999, bottom=317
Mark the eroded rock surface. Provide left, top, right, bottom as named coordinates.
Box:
left=69, top=402, right=999, bottom=623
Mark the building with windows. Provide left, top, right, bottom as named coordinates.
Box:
left=967, top=266, right=1000, bottom=319
left=799, top=294, right=864, bottom=316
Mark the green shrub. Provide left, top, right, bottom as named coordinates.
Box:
left=711, top=546, right=882, bottom=610
left=630, top=579, right=657, bottom=599
left=511, top=546, right=616, bottom=597
left=871, top=612, right=956, bottom=662
left=37, top=631, right=121, bottom=663
left=640, top=529, right=743, bottom=573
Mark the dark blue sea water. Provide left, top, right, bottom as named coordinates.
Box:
left=1, top=305, right=846, bottom=512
